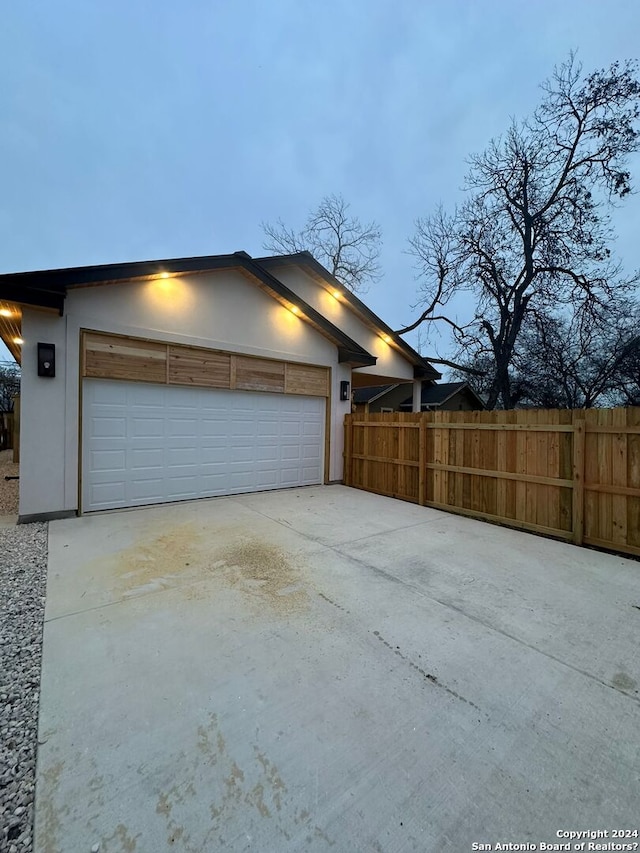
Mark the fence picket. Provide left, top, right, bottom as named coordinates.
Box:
left=344, top=406, right=640, bottom=558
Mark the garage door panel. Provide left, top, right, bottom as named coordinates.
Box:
left=230, top=421, right=256, bottom=437
left=257, top=421, right=279, bottom=436
left=89, top=450, right=127, bottom=472
left=89, top=482, right=127, bottom=505
left=90, top=382, right=127, bottom=405
left=199, top=449, right=231, bottom=466
left=166, top=477, right=199, bottom=497
left=230, top=472, right=253, bottom=489
left=89, top=417, right=127, bottom=438
left=167, top=447, right=199, bottom=465
left=131, top=418, right=164, bottom=438
left=130, top=448, right=164, bottom=468
left=200, top=473, right=230, bottom=491
left=280, top=467, right=301, bottom=485
left=201, top=418, right=228, bottom=432
left=281, top=445, right=301, bottom=461
left=168, top=419, right=199, bottom=437
left=169, top=465, right=199, bottom=477
left=131, top=480, right=165, bottom=501
left=256, top=446, right=278, bottom=462
left=82, top=380, right=325, bottom=511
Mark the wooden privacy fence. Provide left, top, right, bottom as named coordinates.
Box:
left=0, top=411, right=14, bottom=452
left=343, top=408, right=640, bottom=559
left=11, top=396, right=20, bottom=463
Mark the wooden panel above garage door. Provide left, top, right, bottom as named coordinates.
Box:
left=285, top=363, right=330, bottom=397
left=168, top=346, right=231, bottom=388
left=81, top=331, right=330, bottom=397
left=236, top=357, right=285, bottom=393
left=84, top=333, right=168, bottom=383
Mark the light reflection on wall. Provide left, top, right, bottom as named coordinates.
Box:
left=143, top=276, right=196, bottom=315
left=269, top=302, right=306, bottom=342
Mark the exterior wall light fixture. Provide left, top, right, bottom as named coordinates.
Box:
left=37, top=342, right=56, bottom=377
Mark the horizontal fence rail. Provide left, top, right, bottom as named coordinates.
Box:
left=343, top=408, right=640, bottom=559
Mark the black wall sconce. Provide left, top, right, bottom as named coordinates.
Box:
left=37, top=342, right=56, bottom=377
left=340, top=380, right=350, bottom=401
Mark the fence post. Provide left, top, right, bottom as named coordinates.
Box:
left=572, top=417, right=585, bottom=545
left=12, top=396, right=20, bottom=464
left=418, top=416, right=426, bottom=506
left=343, top=415, right=352, bottom=486
left=362, top=414, right=369, bottom=490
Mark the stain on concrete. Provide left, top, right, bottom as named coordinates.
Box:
left=167, top=825, right=184, bottom=845
left=212, top=538, right=309, bottom=614
left=306, top=825, right=337, bottom=847
left=198, top=712, right=313, bottom=845
left=197, top=713, right=224, bottom=766
left=245, top=781, right=271, bottom=818
left=104, top=823, right=140, bottom=852
left=318, top=592, right=349, bottom=613
left=224, top=761, right=246, bottom=805
left=254, top=748, right=286, bottom=812
left=611, top=671, right=638, bottom=694
left=90, top=522, right=313, bottom=616
left=89, top=522, right=205, bottom=599
left=156, top=791, right=172, bottom=817
left=39, top=760, right=72, bottom=853
left=373, top=630, right=482, bottom=712
left=153, top=779, right=204, bottom=852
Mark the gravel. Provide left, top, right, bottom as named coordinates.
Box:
left=0, top=522, right=48, bottom=853
left=0, top=450, right=19, bottom=516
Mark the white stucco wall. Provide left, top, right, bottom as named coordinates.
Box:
left=19, top=312, right=69, bottom=518
left=267, top=265, right=417, bottom=381
left=18, top=266, right=413, bottom=517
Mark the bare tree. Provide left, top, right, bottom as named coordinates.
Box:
left=262, top=194, right=382, bottom=293
left=510, top=302, right=640, bottom=408
left=397, top=54, right=640, bottom=408
left=616, top=341, right=640, bottom=405
left=0, top=362, right=20, bottom=412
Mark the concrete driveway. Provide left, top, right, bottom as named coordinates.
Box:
left=36, top=486, right=640, bottom=853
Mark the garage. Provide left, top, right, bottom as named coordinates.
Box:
left=82, top=380, right=325, bottom=513
left=0, top=251, right=437, bottom=522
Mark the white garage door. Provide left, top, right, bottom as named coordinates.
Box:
left=82, top=379, right=325, bottom=512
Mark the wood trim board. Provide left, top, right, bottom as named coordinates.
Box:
left=82, top=330, right=330, bottom=397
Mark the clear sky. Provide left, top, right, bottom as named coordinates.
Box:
left=1, top=0, right=639, bottom=366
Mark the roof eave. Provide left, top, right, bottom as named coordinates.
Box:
left=0, top=252, right=377, bottom=367
left=0, top=284, right=66, bottom=315
left=257, top=253, right=441, bottom=379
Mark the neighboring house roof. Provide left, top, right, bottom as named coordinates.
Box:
left=400, top=381, right=485, bottom=409
left=0, top=251, right=438, bottom=377
left=352, top=384, right=399, bottom=405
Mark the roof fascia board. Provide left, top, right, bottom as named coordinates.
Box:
left=0, top=254, right=241, bottom=291
left=0, top=285, right=65, bottom=315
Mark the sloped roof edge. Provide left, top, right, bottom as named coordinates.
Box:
left=399, top=381, right=486, bottom=409
left=352, top=384, right=400, bottom=404
left=256, top=252, right=441, bottom=380
left=0, top=252, right=376, bottom=368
